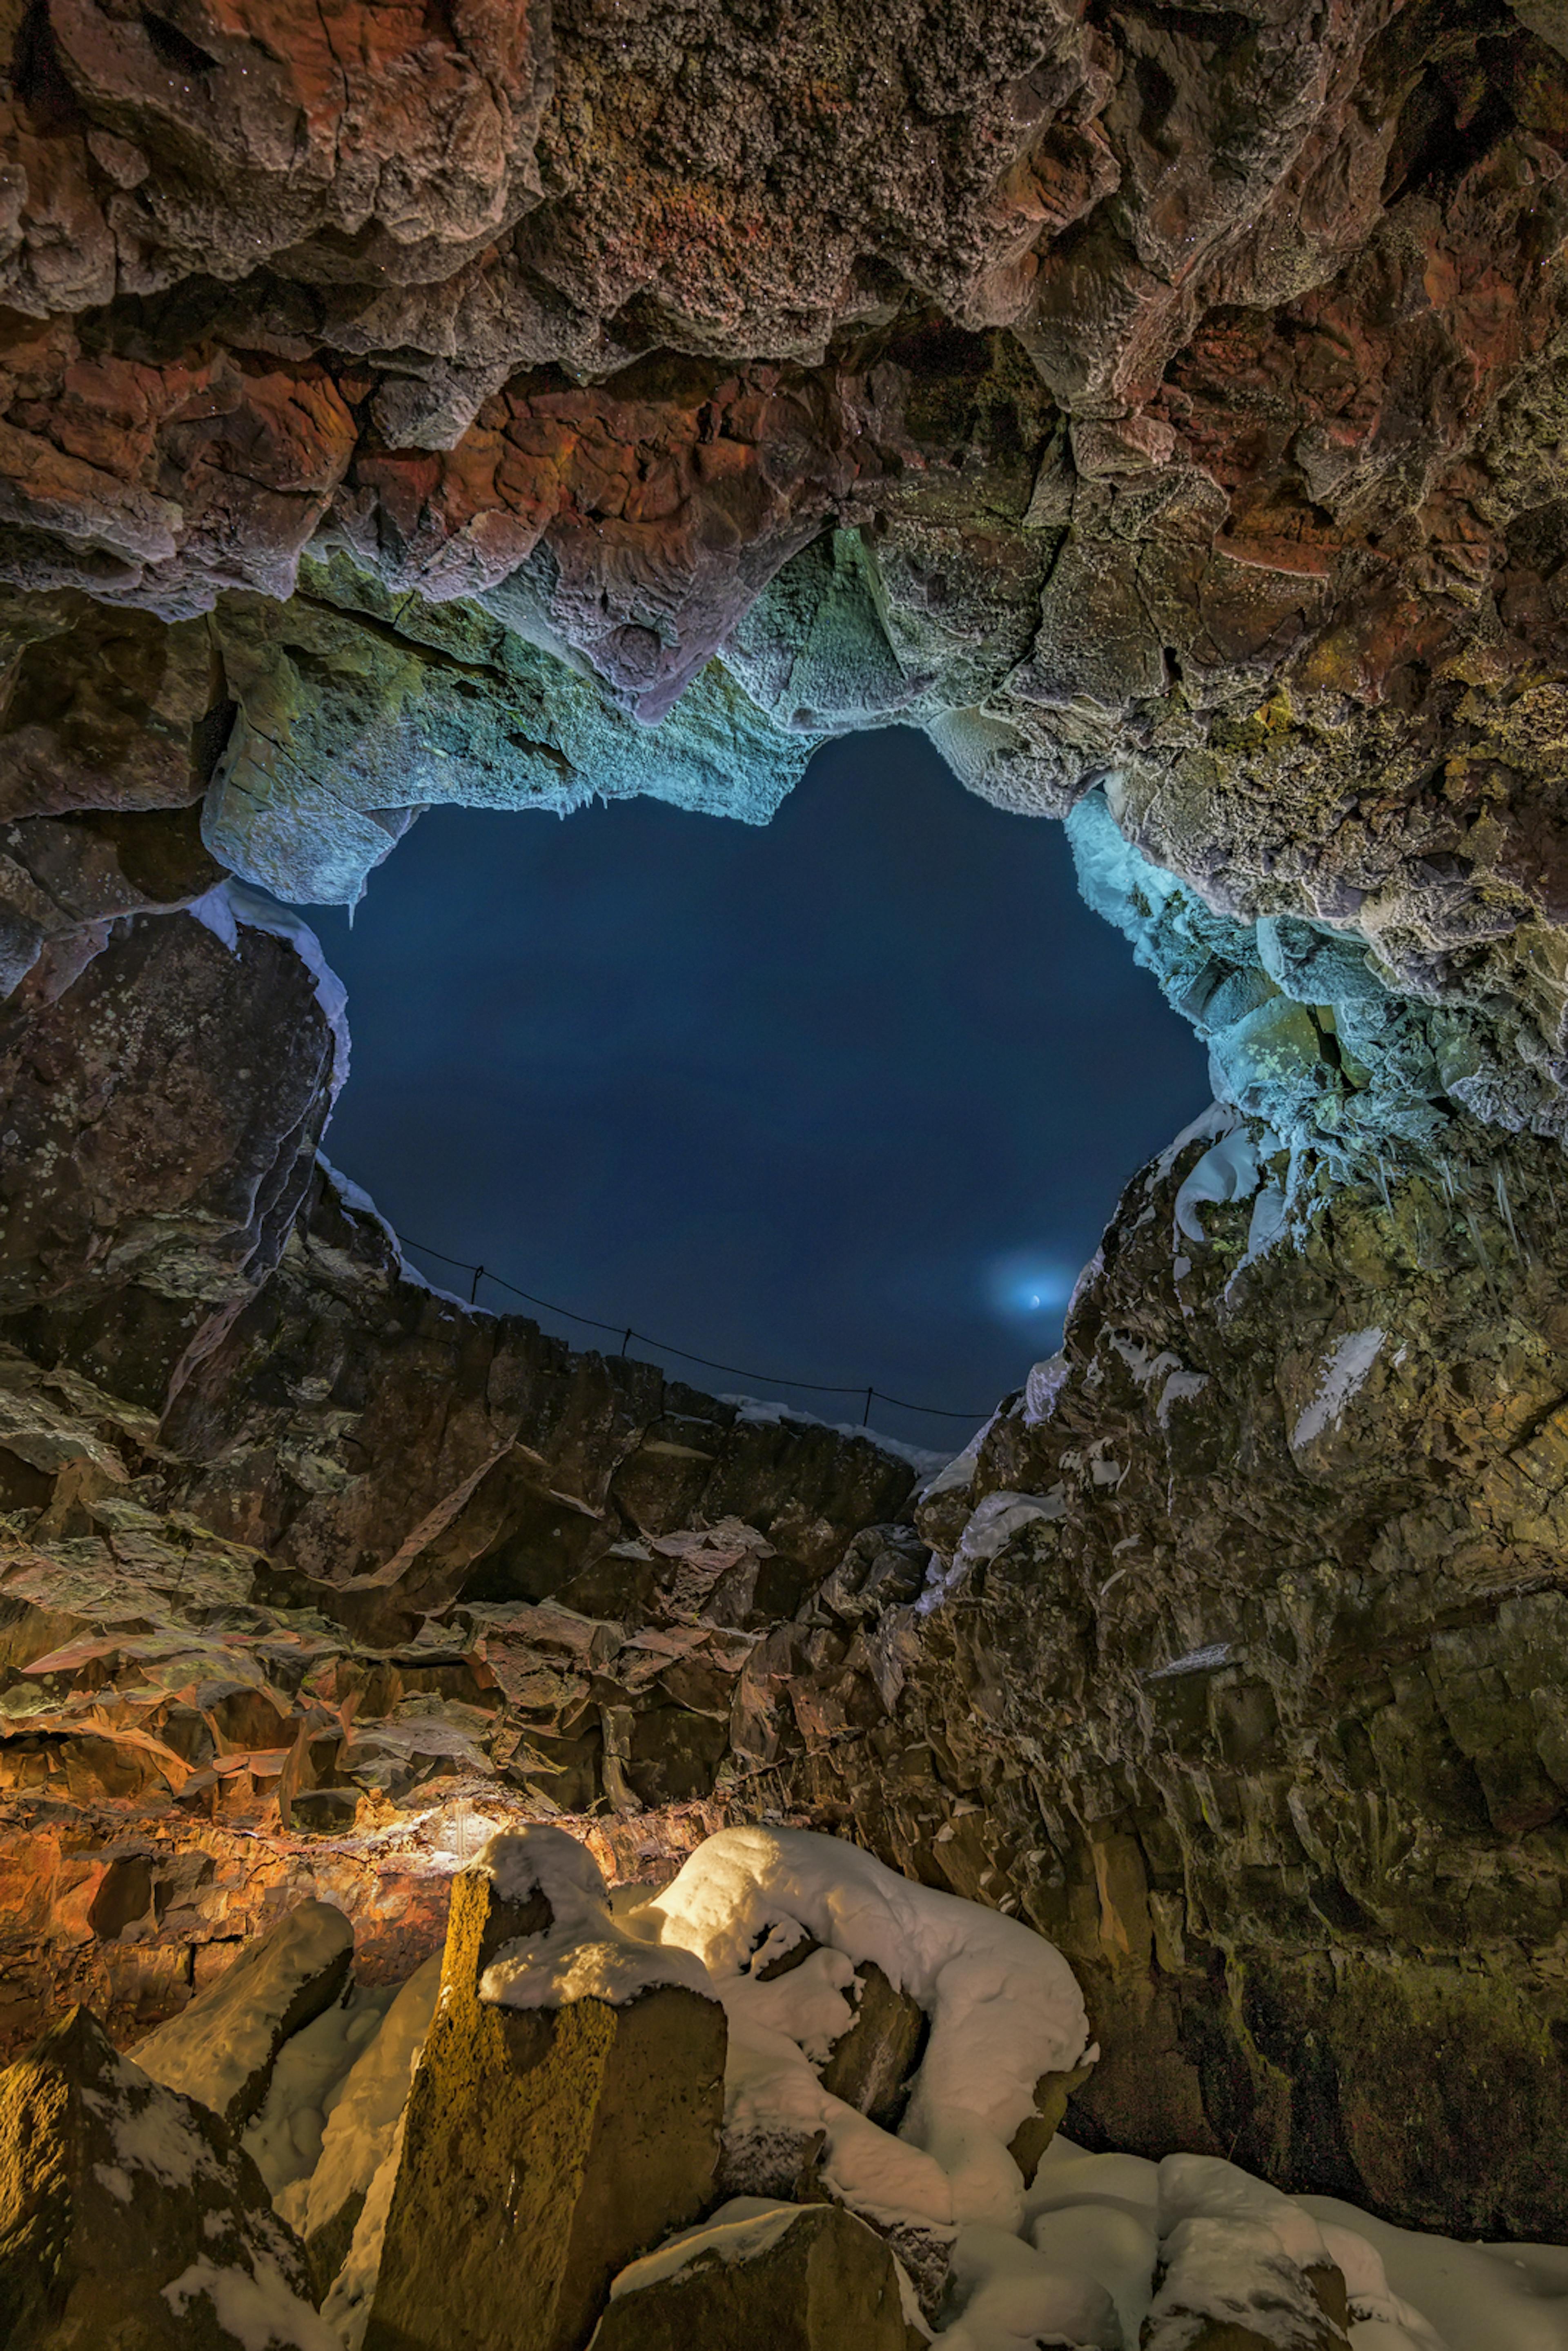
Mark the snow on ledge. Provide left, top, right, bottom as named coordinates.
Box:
left=188, top=882, right=350, bottom=1101
left=1290, top=1328, right=1385, bottom=1452
left=476, top=1827, right=715, bottom=2011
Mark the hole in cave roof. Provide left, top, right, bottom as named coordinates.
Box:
left=292, top=726, right=1210, bottom=1449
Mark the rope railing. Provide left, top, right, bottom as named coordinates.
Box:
left=395, top=1234, right=991, bottom=1424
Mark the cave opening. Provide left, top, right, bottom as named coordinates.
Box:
left=302, top=727, right=1210, bottom=1448
left=9, top=0, right=1568, bottom=2327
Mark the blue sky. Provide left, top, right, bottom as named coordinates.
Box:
left=304, top=727, right=1208, bottom=1447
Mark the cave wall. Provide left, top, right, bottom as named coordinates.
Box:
left=8, top=0, right=1568, bottom=2253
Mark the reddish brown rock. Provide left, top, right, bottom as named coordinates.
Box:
left=0, top=902, right=338, bottom=1319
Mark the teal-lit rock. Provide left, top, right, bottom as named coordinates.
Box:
left=202, top=557, right=822, bottom=906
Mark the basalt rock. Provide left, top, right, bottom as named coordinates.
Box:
left=587, top=2201, right=922, bottom=2351
left=754, top=1108, right=1568, bottom=2240
left=0, top=2003, right=328, bottom=2351
left=4, top=0, right=1568, bottom=1158
left=12, top=0, right=1568, bottom=2257
left=0, top=892, right=341, bottom=1336
left=362, top=1837, right=726, bottom=2351
left=133, top=1897, right=352, bottom=2132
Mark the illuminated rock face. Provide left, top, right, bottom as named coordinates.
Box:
left=8, top=0, right=1568, bottom=2257
left=1, top=0, right=1568, bottom=1132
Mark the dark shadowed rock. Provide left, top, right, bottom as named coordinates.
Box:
left=0, top=903, right=339, bottom=1320
left=0, top=2004, right=332, bottom=2351
left=818, top=1962, right=929, bottom=2133
left=587, top=2201, right=922, bottom=2351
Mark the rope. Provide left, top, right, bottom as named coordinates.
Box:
left=396, top=1236, right=989, bottom=1420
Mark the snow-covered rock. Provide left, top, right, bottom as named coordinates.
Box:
left=637, top=1825, right=1094, bottom=2237
left=135, top=1900, right=354, bottom=2133
left=0, top=2004, right=336, bottom=2351
left=358, top=1828, right=727, bottom=2351
left=589, top=2197, right=924, bottom=2351
left=282, top=1956, right=441, bottom=2298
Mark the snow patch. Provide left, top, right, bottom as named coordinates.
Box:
left=636, top=1825, right=1092, bottom=2236
left=287, top=1957, right=441, bottom=2249
left=162, top=2254, right=341, bottom=2351
left=920, top=1489, right=1067, bottom=1613
left=610, top=2197, right=808, bottom=2300
left=720, top=1395, right=956, bottom=1481
left=939, top=2223, right=1120, bottom=2351
left=1157, top=1370, right=1209, bottom=1427
left=1145, top=1643, right=1232, bottom=1681
left=1022, top=1359, right=1070, bottom=1428
left=1291, top=1328, right=1385, bottom=1451
left=1174, top=1125, right=1280, bottom=1246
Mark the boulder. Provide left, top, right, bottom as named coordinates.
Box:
left=135, top=1899, right=354, bottom=2133
left=588, top=2199, right=922, bottom=2351
left=1145, top=2156, right=1352, bottom=2350
left=818, top=1961, right=928, bottom=2131
left=1141, top=2219, right=1350, bottom=2351
left=0, top=2004, right=335, bottom=2350
left=362, top=1829, right=726, bottom=2351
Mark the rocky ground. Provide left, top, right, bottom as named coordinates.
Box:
left=7, top=0, right=1568, bottom=2291
left=1, top=1821, right=1536, bottom=2350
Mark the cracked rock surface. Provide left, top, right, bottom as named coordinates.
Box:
left=9, top=0, right=1568, bottom=2260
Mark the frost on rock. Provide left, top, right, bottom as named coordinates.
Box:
left=919, top=1489, right=1067, bottom=1614
left=163, top=2253, right=343, bottom=2351
left=0, top=2005, right=330, bottom=2351
left=1290, top=1329, right=1386, bottom=1454
left=607, top=2196, right=811, bottom=2299
left=592, top=2195, right=919, bottom=2350
left=188, top=882, right=352, bottom=1101
left=635, top=1825, right=1094, bottom=2237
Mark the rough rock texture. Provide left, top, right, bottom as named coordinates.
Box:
left=587, top=2202, right=921, bottom=2351
left=4, top=0, right=1568, bottom=1149
left=756, top=1110, right=1568, bottom=2241
left=12, top=0, right=1568, bottom=2262
left=134, top=1897, right=352, bottom=2131
left=363, top=1849, right=726, bottom=2351
left=0, top=1147, right=923, bottom=2052
left=817, top=1960, right=929, bottom=2132
left=0, top=2002, right=328, bottom=2350
left=0, top=894, right=339, bottom=1324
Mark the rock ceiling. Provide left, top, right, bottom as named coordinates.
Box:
left=7, top=0, right=1568, bottom=2254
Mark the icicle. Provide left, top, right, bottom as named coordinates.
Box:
left=1437, top=1157, right=1458, bottom=1207
left=1375, top=1155, right=1395, bottom=1222
left=1494, top=1164, right=1524, bottom=1260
